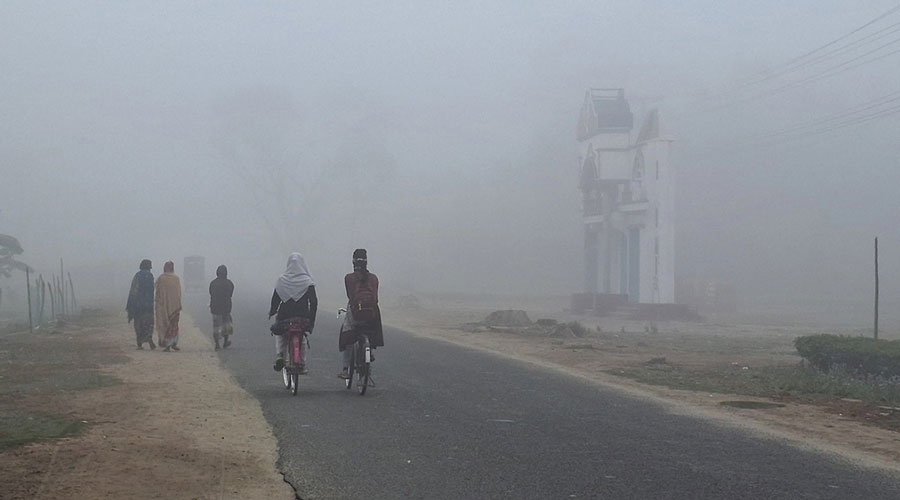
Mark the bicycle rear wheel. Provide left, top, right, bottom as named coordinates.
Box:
left=345, top=348, right=355, bottom=390
left=291, top=335, right=301, bottom=396
left=357, top=362, right=369, bottom=395
left=282, top=367, right=292, bottom=390
left=357, top=338, right=369, bottom=395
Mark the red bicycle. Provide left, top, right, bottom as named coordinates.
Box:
left=272, top=317, right=309, bottom=396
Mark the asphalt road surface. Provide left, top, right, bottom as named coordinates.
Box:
left=187, top=293, right=900, bottom=500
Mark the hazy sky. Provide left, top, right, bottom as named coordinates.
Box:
left=1, top=1, right=898, bottom=323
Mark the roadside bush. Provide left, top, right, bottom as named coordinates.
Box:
left=794, top=334, right=900, bottom=379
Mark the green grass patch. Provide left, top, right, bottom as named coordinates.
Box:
left=609, top=363, right=900, bottom=406
left=0, top=410, right=87, bottom=449
left=0, top=370, right=120, bottom=396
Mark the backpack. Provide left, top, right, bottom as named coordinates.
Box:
left=352, top=279, right=378, bottom=323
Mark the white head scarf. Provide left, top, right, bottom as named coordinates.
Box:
left=275, top=252, right=315, bottom=301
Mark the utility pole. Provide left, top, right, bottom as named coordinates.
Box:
left=874, top=237, right=879, bottom=340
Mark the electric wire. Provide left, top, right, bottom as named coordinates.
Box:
left=752, top=89, right=900, bottom=141
left=774, top=103, right=900, bottom=143
left=738, top=3, right=900, bottom=88
left=743, top=20, right=900, bottom=88
left=746, top=99, right=900, bottom=146
left=681, top=4, right=900, bottom=116
left=765, top=38, right=900, bottom=93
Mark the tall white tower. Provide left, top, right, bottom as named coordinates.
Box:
left=577, top=89, right=674, bottom=304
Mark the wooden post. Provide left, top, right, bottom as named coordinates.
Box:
left=49, top=276, right=56, bottom=320
left=68, top=272, right=76, bottom=311
left=56, top=275, right=64, bottom=317
left=874, top=237, right=879, bottom=340
left=26, top=267, right=33, bottom=334
left=39, top=276, right=45, bottom=324
left=59, top=259, right=66, bottom=317
left=41, top=278, right=47, bottom=323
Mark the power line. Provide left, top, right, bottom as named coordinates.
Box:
left=751, top=100, right=900, bottom=145
left=752, top=90, right=900, bottom=141
left=780, top=103, right=900, bottom=141
left=743, top=20, right=900, bottom=88
left=680, top=4, right=900, bottom=116
left=740, top=41, right=900, bottom=103
left=739, top=3, right=900, bottom=87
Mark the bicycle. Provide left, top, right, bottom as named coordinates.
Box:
left=338, top=308, right=372, bottom=396
left=271, top=317, right=309, bottom=396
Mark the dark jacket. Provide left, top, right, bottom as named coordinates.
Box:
left=209, top=265, right=234, bottom=315
left=126, top=269, right=154, bottom=319
left=269, top=285, right=318, bottom=329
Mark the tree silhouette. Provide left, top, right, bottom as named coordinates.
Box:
left=0, top=233, right=29, bottom=278
left=210, top=88, right=396, bottom=253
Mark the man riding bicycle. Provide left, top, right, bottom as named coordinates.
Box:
left=338, top=248, right=384, bottom=379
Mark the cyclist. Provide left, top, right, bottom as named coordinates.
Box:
left=269, top=252, right=317, bottom=374
left=338, top=248, right=384, bottom=379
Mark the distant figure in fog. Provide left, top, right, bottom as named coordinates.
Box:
left=268, top=252, right=317, bottom=374
left=209, top=264, right=234, bottom=351
left=155, top=261, right=182, bottom=352
left=338, top=248, right=384, bottom=379
left=126, top=259, right=156, bottom=350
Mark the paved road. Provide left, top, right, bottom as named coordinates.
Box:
left=188, top=294, right=900, bottom=499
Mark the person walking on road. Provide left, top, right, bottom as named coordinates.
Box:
left=268, top=252, right=317, bottom=374
left=155, top=260, right=182, bottom=352
left=209, top=264, right=234, bottom=351
left=126, top=259, right=156, bottom=350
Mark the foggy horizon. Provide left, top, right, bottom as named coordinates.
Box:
left=2, top=1, right=899, bottom=328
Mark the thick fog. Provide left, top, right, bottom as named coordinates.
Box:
left=1, top=1, right=898, bottom=326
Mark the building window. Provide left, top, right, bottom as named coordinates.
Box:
left=631, top=151, right=645, bottom=201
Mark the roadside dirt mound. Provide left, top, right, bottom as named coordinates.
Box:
left=483, top=310, right=532, bottom=327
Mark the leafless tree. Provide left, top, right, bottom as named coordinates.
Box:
left=210, top=88, right=396, bottom=253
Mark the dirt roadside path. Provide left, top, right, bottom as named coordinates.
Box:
left=0, top=311, right=294, bottom=500
left=382, top=306, right=900, bottom=475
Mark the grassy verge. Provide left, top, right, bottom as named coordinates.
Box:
left=609, top=362, right=900, bottom=406
left=0, top=370, right=120, bottom=396
left=0, top=410, right=87, bottom=450
left=0, top=314, right=123, bottom=449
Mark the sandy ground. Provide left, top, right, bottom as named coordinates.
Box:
left=381, top=300, right=900, bottom=474
left=0, top=312, right=294, bottom=500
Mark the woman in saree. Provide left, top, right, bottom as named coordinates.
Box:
left=155, top=261, right=183, bottom=352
